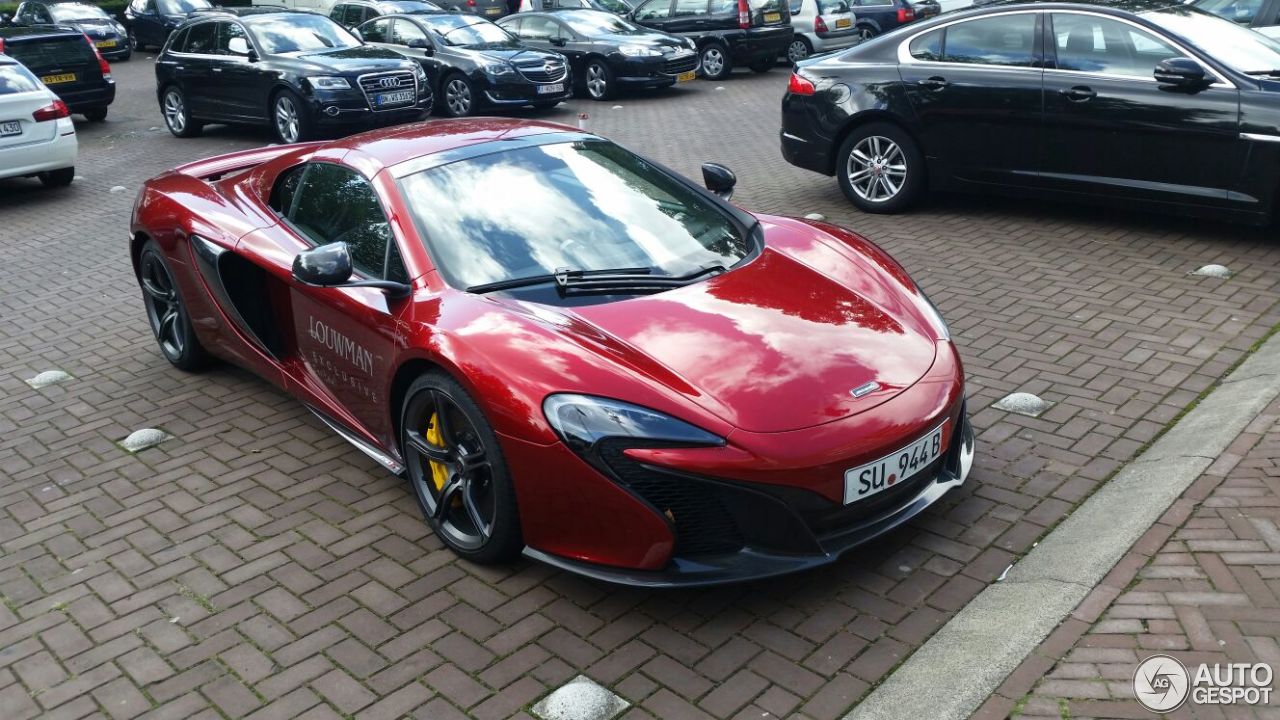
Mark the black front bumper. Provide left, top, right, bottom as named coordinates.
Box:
left=481, top=77, right=573, bottom=107
left=58, top=83, right=116, bottom=113
left=614, top=52, right=700, bottom=88
left=525, top=407, right=977, bottom=588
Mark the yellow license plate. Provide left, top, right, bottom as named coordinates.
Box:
left=764, top=11, right=781, bottom=21
left=677, top=70, right=696, bottom=82
left=96, top=39, right=118, bottom=48
left=835, top=17, right=851, bottom=27
left=485, top=6, right=501, bottom=13
left=42, top=73, right=76, bottom=84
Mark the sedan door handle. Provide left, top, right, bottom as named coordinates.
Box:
left=918, top=76, right=947, bottom=91
left=212, top=66, right=222, bottom=72
left=1062, top=85, right=1095, bottom=102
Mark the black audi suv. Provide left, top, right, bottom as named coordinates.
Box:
left=155, top=11, right=431, bottom=142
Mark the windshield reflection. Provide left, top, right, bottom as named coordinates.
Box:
left=250, top=15, right=361, bottom=54
left=1144, top=7, right=1280, bottom=73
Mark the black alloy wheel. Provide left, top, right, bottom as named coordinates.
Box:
left=138, top=241, right=210, bottom=371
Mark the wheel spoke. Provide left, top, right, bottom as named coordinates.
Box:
left=429, top=391, right=458, bottom=446
left=141, top=276, right=169, bottom=302
left=848, top=167, right=872, bottom=182
left=159, top=308, right=179, bottom=344
left=434, top=475, right=463, bottom=520
left=462, top=478, right=491, bottom=539
left=457, top=444, right=489, bottom=474
left=852, top=149, right=873, bottom=165
left=407, top=430, right=452, bottom=463
left=880, top=174, right=899, bottom=197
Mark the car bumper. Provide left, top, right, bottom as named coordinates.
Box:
left=481, top=77, right=573, bottom=106
left=309, top=94, right=434, bottom=127
left=613, top=54, right=700, bottom=86
left=809, top=29, right=861, bottom=52
left=100, top=46, right=131, bottom=60
left=781, top=126, right=834, bottom=175
left=0, top=120, right=78, bottom=180
left=57, top=83, right=116, bottom=113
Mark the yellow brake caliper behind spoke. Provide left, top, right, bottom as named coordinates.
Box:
left=425, top=412, right=449, bottom=493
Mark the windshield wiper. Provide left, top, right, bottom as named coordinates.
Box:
left=466, top=263, right=727, bottom=296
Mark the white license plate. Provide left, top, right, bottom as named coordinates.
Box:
left=536, top=82, right=564, bottom=94
left=0, top=120, right=20, bottom=137
left=375, top=89, right=414, bottom=106
left=843, top=422, right=945, bottom=504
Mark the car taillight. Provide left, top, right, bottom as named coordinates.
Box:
left=738, top=0, right=751, bottom=28
left=897, top=6, right=914, bottom=21
left=33, top=99, right=70, bottom=121
left=0, top=38, right=6, bottom=54
left=468, top=0, right=476, bottom=5
left=787, top=72, right=815, bottom=95
left=814, top=15, right=827, bottom=32
left=83, top=34, right=113, bottom=80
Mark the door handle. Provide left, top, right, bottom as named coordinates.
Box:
left=918, top=76, right=947, bottom=91
left=1062, top=85, right=1095, bottom=102
left=212, top=66, right=222, bottom=72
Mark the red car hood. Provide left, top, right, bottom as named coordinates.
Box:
left=506, top=244, right=938, bottom=434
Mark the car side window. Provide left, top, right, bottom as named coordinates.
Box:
left=1051, top=13, right=1180, bottom=77
left=672, top=0, right=708, bottom=17
left=500, top=16, right=523, bottom=34
left=166, top=26, right=189, bottom=51
left=1196, top=0, right=1263, bottom=25
left=183, top=22, right=217, bottom=53
left=942, top=13, right=1037, bottom=67
left=522, top=16, right=558, bottom=38
left=344, top=5, right=364, bottom=25
left=909, top=28, right=942, bottom=61
left=215, top=21, right=251, bottom=56
left=288, top=164, right=396, bottom=279
left=362, top=16, right=391, bottom=41
left=634, top=0, right=672, bottom=20
left=270, top=165, right=306, bottom=215
left=787, top=0, right=802, bottom=15
left=329, top=3, right=345, bottom=20
left=392, top=18, right=427, bottom=45
left=856, top=0, right=892, bottom=7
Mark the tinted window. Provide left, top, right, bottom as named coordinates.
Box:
left=1052, top=13, right=1177, bottom=77
left=0, top=64, right=43, bottom=94
left=857, top=0, right=892, bottom=8
left=289, top=164, right=394, bottom=278
left=1194, top=0, right=1263, bottom=25
left=398, top=140, right=751, bottom=290
left=1142, top=8, right=1280, bottom=74
left=166, top=25, right=189, bottom=51
left=672, top=0, right=707, bottom=17
left=633, top=0, right=671, bottom=20
left=519, top=16, right=558, bottom=38
left=361, top=16, right=392, bottom=40
left=498, top=16, right=521, bottom=33
left=249, top=14, right=361, bottom=53
left=392, top=17, right=428, bottom=44
left=560, top=11, right=641, bottom=34
left=2, top=36, right=95, bottom=68
left=22, top=4, right=54, bottom=23
left=270, top=165, right=306, bottom=214
left=49, top=3, right=110, bottom=21
left=215, top=21, right=251, bottom=55
left=329, top=3, right=345, bottom=20
left=909, top=28, right=941, bottom=60
left=159, top=0, right=212, bottom=12
left=419, top=14, right=516, bottom=45
left=183, top=22, right=217, bottom=53
left=944, top=14, right=1037, bottom=66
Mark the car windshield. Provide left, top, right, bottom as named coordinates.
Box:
left=1193, top=0, right=1263, bottom=25
left=49, top=3, right=111, bottom=21
left=249, top=14, right=361, bottom=53
left=159, top=0, right=212, bottom=13
left=398, top=140, right=751, bottom=291
left=562, top=11, right=642, bottom=34
left=816, top=0, right=848, bottom=13
left=1143, top=7, right=1280, bottom=74
left=595, top=0, right=632, bottom=11
left=0, top=64, right=43, bottom=93
left=421, top=15, right=515, bottom=46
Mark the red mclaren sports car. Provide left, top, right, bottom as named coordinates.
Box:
left=129, top=118, right=975, bottom=586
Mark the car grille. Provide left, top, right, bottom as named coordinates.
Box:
left=514, top=57, right=567, bottom=84
left=356, top=71, right=417, bottom=111
left=662, top=52, right=697, bottom=76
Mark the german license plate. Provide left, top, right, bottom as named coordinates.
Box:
left=764, top=11, right=781, bottom=21
left=843, top=422, right=945, bottom=504
left=375, top=89, right=414, bottom=106
left=677, top=70, right=696, bottom=82
left=42, top=73, right=76, bottom=84
left=96, top=39, right=118, bottom=48
left=0, top=120, right=20, bottom=137
left=835, top=17, right=851, bottom=27
left=536, top=82, right=564, bottom=94
left=485, top=6, right=502, bottom=13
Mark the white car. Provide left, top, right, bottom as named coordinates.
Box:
left=784, top=0, right=858, bottom=63
left=0, top=56, right=77, bottom=188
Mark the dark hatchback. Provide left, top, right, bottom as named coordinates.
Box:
left=629, top=0, right=792, bottom=79
left=500, top=10, right=697, bottom=99
left=849, top=0, right=938, bottom=40
left=124, top=0, right=213, bottom=50
left=11, top=1, right=131, bottom=60
left=155, top=12, right=430, bottom=142
left=329, top=0, right=444, bottom=30
left=357, top=12, right=569, bottom=115
left=781, top=0, right=1280, bottom=225
left=0, top=25, right=115, bottom=119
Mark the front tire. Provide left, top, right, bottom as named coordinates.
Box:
left=401, top=372, right=522, bottom=564
left=699, top=41, right=731, bottom=81
left=441, top=74, right=475, bottom=117
left=786, top=36, right=811, bottom=63
left=138, top=241, right=211, bottom=371
left=161, top=86, right=202, bottom=138
left=39, top=167, right=75, bottom=188
left=836, top=122, right=925, bottom=214
left=584, top=58, right=614, bottom=100
left=271, top=89, right=312, bottom=144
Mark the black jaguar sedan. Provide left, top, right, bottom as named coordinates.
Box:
left=781, top=0, right=1280, bottom=225
left=499, top=9, right=696, bottom=99
left=356, top=12, right=571, bottom=115
left=155, top=11, right=431, bottom=142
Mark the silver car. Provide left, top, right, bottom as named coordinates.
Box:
left=783, top=0, right=856, bottom=62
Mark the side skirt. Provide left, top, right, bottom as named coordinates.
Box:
left=306, top=404, right=406, bottom=476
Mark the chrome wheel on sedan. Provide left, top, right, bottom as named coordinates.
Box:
left=444, top=76, right=473, bottom=117
left=846, top=135, right=906, bottom=203
left=836, top=122, right=923, bottom=214
left=273, top=94, right=301, bottom=143
left=585, top=60, right=612, bottom=100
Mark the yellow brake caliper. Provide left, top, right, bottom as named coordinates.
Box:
left=425, top=412, right=449, bottom=493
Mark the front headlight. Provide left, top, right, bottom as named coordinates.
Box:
left=482, top=61, right=514, bottom=76
left=412, top=64, right=427, bottom=83
left=543, top=394, right=723, bottom=454
left=309, top=76, right=351, bottom=90
left=917, top=289, right=950, bottom=341
left=682, top=37, right=695, bottom=50
left=114, top=21, right=126, bottom=33
left=619, top=44, right=661, bottom=57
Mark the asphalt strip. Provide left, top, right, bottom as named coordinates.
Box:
left=845, top=330, right=1280, bottom=720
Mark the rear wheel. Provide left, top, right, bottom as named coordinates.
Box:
left=401, top=372, right=522, bottom=564
left=38, top=167, right=75, bottom=188
left=748, top=57, right=775, bottom=73
left=855, top=23, right=877, bottom=41
left=786, top=36, right=811, bottom=63
left=138, top=241, right=211, bottom=371
left=584, top=59, right=614, bottom=100
left=699, top=41, right=731, bottom=81
left=83, top=107, right=108, bottom=122
left=271, top=89, right=312, bottom=143
left=128, top=29, right=141, bottom=51
left=836, top=122, right=925, bottom=214
left=441, top=74, right=475, bottom=117
left=161, top=86, right=202, bottom=138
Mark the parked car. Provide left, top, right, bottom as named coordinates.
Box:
left=11, top=1, right=131, bottom=60
left=155, top=12, right=431, bottom=142
left=0, top=55, right=76, bottom=187
left=783, top=0, right=856, bottom=62
left=0, top=25, right=115, bottom=120
left=329, top=0, right=444, bottom=30
left=357, top=12, right=569, bottom=114
left=781, top=1, right=1280, bottom=225
left=499, top=10, right=695, bottom=98
left=128, top=117, right=975, bottom=585
left=516, top=0, right=634, bottom=15
left=847, top=0, right=936, bottom=40
left=629, top=0, right=792, bottom=80
left=124, top=0, right=214, bottom=50
left=1191, top=0, right=1280, bottom=38
left=432, top=0, right=508, bottom=19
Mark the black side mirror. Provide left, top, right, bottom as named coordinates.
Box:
left=1154, top=57, right=1208, bottom=90
left=407, top=36, right=431, bottom=51
left=550, top=35, right=567, bottom=46
left=701, top=162, right=736, bottom=200
left=292, top=242, right=412, bottom=297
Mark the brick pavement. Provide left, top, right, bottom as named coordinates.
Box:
left=2, top=54, right=1280, bottom=719
left=990, top=396, right=1280, bottom=720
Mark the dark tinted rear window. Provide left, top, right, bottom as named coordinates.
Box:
left=2, top=36, right=95, bottom=69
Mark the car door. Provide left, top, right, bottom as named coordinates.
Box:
left=133, top=0, right=164, bottom=47
left=210, top=20, right=273, bottom=120
left=278, top=162, right=409, bottom=449
left=1039, top=11, right=1242, bottom=207
left=665, top=0, right=709, bottom=37
left=632, top=0, right=675, bottom=32
left=172, top=20, right=217, bottom=116
left=896, top=11, right=1045, bottom=185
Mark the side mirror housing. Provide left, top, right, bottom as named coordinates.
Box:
left=550, top=35, right=567, bottom=46
left=701, top=162, right=736, bottom=200
left=407, top=36, right=431, bottom=50
left=1154, top=57, right=1208, bottom=90
left=292, top=242, right=413, bottom=297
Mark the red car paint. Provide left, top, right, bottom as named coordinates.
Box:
left=130, top=119, right=972, bottom=584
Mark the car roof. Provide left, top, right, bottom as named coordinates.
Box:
left=965, top=0, right=1184, bottom=13
left=0, top=24, right=84, bottom=39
